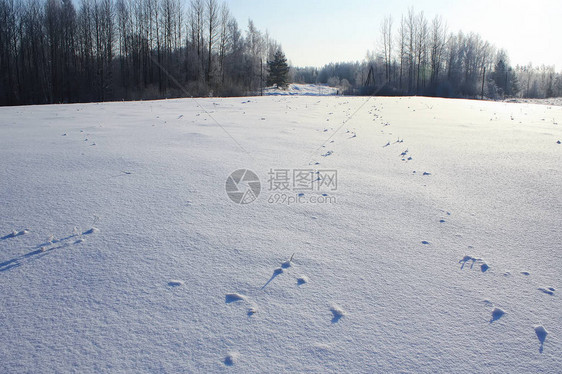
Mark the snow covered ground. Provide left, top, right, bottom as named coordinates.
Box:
left=505, top=97, right=562, bottom=107
left=265, top=83, right=338, bottom=96
left=1, top=95, right=561, bottom=373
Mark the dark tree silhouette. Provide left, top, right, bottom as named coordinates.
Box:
left=267, top=49, right=289, bottom=88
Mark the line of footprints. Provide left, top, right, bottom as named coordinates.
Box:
left=423, top=210, right=554, bottom=354
left=220, top=253, right=345, bottom=366
left=371, top=100, right=553, bottom=354
left=458, top=251, right=553, bottom=353
left=222, top=253, right=345, bottom=322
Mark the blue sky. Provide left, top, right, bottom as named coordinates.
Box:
left=227, top=0, right=562, bottom=71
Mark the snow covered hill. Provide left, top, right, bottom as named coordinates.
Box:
left=0, top=96, right=560, bottom=373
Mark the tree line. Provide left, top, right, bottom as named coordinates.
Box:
left=2, top=3, right=560, bottom=106
left=293, top=9, right=562, bottom=99
left=0, top=0, right=283, bottom=106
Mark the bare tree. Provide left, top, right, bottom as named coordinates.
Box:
left=397, top=15, right=406, bottom=91
left=380, top=15, right=392, bottom=82
left=205, top=0, right=218, bottom=83
left=218, top=3, right=230, bottom=83
left=246, top=19, right=263, bottom=91
left=414, top=11, right=428, bottom=92
left=429, top=15, right=446, bottom=89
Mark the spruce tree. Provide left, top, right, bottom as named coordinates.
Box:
left=267, top=50, right=290, bottom=88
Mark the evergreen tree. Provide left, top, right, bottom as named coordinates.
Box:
left=267, top=49, right=289, bottom=88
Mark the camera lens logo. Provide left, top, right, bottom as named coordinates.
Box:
left=225, top=169, right=261, bottom=204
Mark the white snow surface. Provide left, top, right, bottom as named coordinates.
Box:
left=265, top=83, right=338, bottom=96
left=1, top=95, right=561, bottom=373
left=505, top=97, right=562, bottom=107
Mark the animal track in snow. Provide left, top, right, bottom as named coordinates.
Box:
left=459, top=255, right=489, bottom=272
left=534, top=325, right=548, bottom=353
left=247, top=307, right=258, bottom=316
left=330, top=305, right=346, bottom=323
left=297, top=275, right=309, bottom=285
left=538, top=287, right=555, bottom=296
left=1, top=225, right=96, bottom=272
left=224, top=352, right=239, bottom=366
left=1, top=229, right=30, bottom=240
left=490, top=307, right=505, bottom=322
left=225, top=293, right=246, bottom=303
left=262, top=254, right=295, bottom=289
left=84, top=227, right=100, bottom=235
left=225, top=293, right=257, bottom=317
left=168, top=280, right=184, bottom=287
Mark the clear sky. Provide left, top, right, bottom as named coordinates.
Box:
left=227, top=0, right=562, bottom=71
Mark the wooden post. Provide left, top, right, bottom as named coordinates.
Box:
left=260, top=59, right=263, bottom=96
left=481, top=67, right=486, bottom=100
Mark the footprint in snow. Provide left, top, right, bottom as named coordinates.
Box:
left=490, top=307, right=505, bottom=323
left=224, top=352, right=239, bottom=366
left=459, top=255, right=489, bottom=272
left=247, top=307, right=258, bottom=316
left=535, top=325, right=548, bottom=353
left=262, top=254, right=295, bottom=289
left=330, top=305, right=346, bottom=323
left=297, top=275, right=309, bottom=285
left=225, top=293, right=246, bottom=303
left=168, top=280, right=184, bottom=287
left=225, top=293, right=257, bottom=316
left=1, top=229, right=30, bottom=240
left=83, top=227, right=100, bottom=235
left=538, top=287, right=555, bottom=295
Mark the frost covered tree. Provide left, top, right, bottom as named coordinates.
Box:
left=267, top=49, right=289, bottom=88
left=491, top=51, right=518, bottom=97
left=0, top=0, right=286, bottom=105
